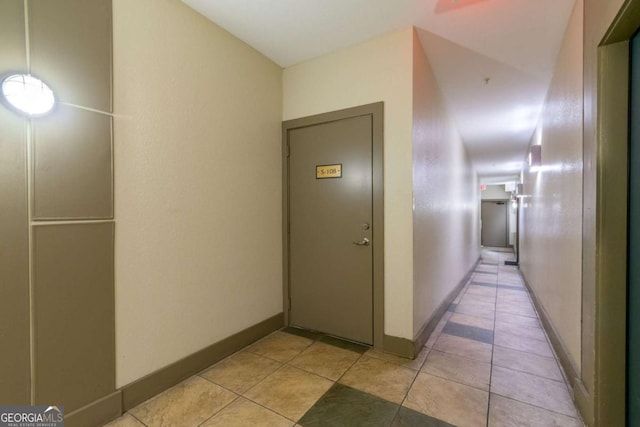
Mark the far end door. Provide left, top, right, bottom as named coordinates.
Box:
left=288, top=115, right=373, bottom=345
left=481, top=201, right=508, bottom=247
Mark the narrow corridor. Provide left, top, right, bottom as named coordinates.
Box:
left=105, top=249, right=583, bottom=427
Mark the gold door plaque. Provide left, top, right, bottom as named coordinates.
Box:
left=316, top=164, right=342, bottom=179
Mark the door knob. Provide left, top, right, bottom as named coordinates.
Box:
left=353, top=237, right=370, bottom=246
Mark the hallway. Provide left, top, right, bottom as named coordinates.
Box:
left=104, top=249, right=582, bottom=427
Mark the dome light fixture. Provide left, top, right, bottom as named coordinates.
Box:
left=1, top=73, right=55, bottom=116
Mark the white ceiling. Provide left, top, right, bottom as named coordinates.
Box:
left=183, top=0, right=576, bottom=183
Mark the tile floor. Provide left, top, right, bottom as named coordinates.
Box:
left=105, top=248, right=584, bottom=427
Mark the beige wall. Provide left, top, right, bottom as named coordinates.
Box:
left=520, top=0, right=584, bottom=371
left=481, top=185, right=510, bottom=200
left=113, top=0, right=283, bottom=387
left=411, top=31, right=480, bottom=335
left=283, top=29, right=415, bottom=339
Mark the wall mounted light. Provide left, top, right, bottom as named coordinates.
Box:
left=1, top=73, right=55, bottom=116
left=528, top=145, right=542, bottom=171
left=516, top=183, right=529, bottom=199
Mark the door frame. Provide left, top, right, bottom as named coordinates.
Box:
left=282, top=102, right=384, bottom=350
left=581, top=1, right=640, bottom=424
left=480, top=199, right=509, bottom=248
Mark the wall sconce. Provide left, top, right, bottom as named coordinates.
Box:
left=516, top=183, right=530, bottom=199
left=528, top=145, right=542, bottom=171
left=1, top=73, right=55, bottom=116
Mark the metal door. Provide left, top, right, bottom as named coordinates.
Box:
left=288, top=115, right=373, bottom=344
left=481, top=201, right=508, bottom=247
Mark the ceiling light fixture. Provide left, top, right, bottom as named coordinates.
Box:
left=1, top=73, right=55, bottom=117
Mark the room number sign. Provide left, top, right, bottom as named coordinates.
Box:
left=316, top=164, right=342, bottom=179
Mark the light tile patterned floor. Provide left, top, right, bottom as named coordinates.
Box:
left=104, top=248, right=584, bottom=427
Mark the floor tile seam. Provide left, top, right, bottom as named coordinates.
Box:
left=418, top=366, right=490, bottom=392
left=128, top=374, right=236, bottom=425
left=459, top=296, right=497, bottom=305
left=494, top=309, right=538, bottom=318
left=493, top=318, right=544, bottom=329
left=228, top=359, right=313, bottom=423
left=447, top=322, right=495, bottom=332
left=432, top=341, right=493, bottom=364
left=494, top=307, right=538, bottom=318
left=492, top=329, right=548, bottom=343
left=495, top=284, right=528, bottom=291
left=486, top=263, right=498, bottom=427
left=495, top=299, right=533, bottom=308
left=489, top=361, right=565, bottom=383
left=245, top=347, right=301, bottom=364
left=397, top=357, right=428, bottom=413
left=238, top=392, right=301, bottom=424
left=240, top=348, right=290, bottom=366
left=386, top=408, right=402, bottom=427
left=196, top=393, right=242, bottom=427
left=512, top=269, right=565, bottom=364
left=491, top=342, right=556, bottom=361
left=538, top=319, right=575, bottom=393
left=496, top=286, right=527, bottom=292
left=242, top=346, right=281, bottom=363
left=455, top=304, right=497, bottom=314
left=284, top=357, right=349, bottom=383
left=451, top=312, right=494, bottom=332
left=473, top=279, right=498, bottom=285
left=450, top=311, right=496, bottom=323
left=446, top=320, right=494, bottom=335
left=488, top=390, right=580, bottom=419
left=494, top=315, right=543, bottom=328
left=455, top=302, right=497, bottom=311
left=466, top=286, right=498, bottom=294
left=413, top=346, right=431, bottom=371
left=491, top=362, right=570, bottom=387
left=553, top=356, right=573, bottom=392
left=332, top=351, right=366, bottom=386
left=464, top=292, right=498, bottom=300
left=509, top=269, right=582, bottom=414
left=495, top=302, right=536, bottom=310
left=398, top=322, right=449, bottom=420
left=196, top=348, right=246, bottom=375
left=127, top=411, right=149, bottom=427
left=238, top=362, right=292, bottom=399
left=442, top=326, right=494, bottom=345
left=452, top=310, right=496, bottom=321
left=495, top=295, right=533, bottom=303
left=332, top=380, right=409, bottom=414
left=197, top=372, right=246, bottom=396
left=492, top=341, right=555, bottom=359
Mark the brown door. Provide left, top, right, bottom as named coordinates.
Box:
left=481, top=201, right=508, bottom=247
left=288, top=115, right=373, bottom=344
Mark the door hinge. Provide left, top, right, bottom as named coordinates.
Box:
left=286, top=144, right=290, bottom=158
